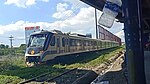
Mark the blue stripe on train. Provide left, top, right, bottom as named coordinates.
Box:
left=40, top=50, right=65, bottom=61
left=41, top=50, right=57, bottom=61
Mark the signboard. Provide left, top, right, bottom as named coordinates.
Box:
left=98, top=25, right=121, bottom=42
left=25, top=26, right=40, bottom=45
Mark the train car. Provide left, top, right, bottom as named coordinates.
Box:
left=25, top=30, right=120, bottom=66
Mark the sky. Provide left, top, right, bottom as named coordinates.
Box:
left=0, top=0, right=124, bottom=47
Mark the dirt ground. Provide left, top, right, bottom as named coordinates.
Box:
left=91, top=54, right=127, bottom=84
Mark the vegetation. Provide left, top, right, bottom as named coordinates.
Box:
left=53, top=46, right=124, bottom=69
left=0, top=56, right=66, bottom=84
left=0, top=44, right=26, bottom=56
left=0, top=46, right=124, bottom=84
left=0, top=44, right=9, bottom=49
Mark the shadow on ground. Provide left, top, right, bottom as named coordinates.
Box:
left=92, top=57, right=128, bottom=84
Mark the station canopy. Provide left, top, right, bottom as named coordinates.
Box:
left=80, top=0, right=150, bottom=31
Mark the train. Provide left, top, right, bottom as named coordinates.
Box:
left=25, top=30, right=121, bottom=66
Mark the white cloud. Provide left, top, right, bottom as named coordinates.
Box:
left=41, top=0, right=49, bottom=2
left=63, top=0, right=88, bottom=9
left=51, top=7, right=96, bottom=35
left=0, top=7, right=96, bottom=44
left=52, top=3, right=74, bottom=19
left=0, top=20, right=24, bottom=34
left=115, top=30, right=125, bottom=42
left=57, top=3, right=69, bottom=12
left=103, top=21, right=124, bottom=41
left=26, top=0, right=36, bottom=6
left=4, top=0, right=49, bottom=8
left=0, top=6, right=124, bottom=46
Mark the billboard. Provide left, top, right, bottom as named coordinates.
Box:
left=25, top=26, right=40, bottom=45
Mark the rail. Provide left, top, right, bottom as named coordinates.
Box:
left=19, top=68, right=77, bottom=84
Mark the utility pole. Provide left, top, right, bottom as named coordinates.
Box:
left=9, top=35, right=14, bottom=49
left=95, top=8, right=98, bottom=39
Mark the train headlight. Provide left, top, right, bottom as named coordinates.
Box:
left=31, top=50, right=35, bottom=55
left=40, top=50, right=44, bottom=53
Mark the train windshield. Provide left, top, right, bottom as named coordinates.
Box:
left=28, top=34, right=47, bottom=47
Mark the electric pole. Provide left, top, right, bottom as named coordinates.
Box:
left=9, top=35, right=14, bottom=49
left=95, top=8, right=98, bottom=39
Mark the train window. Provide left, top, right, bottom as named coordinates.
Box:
left=83, top=40, right=86, bottom=46
left=79, top=40, right=82, bottom=46
left=57, top=38, right=60, bottom=47
left=88, top=41, right=90, bottom=46
left=76, top=40, right=80, bottom=46
left=74, top=39, right=77, bottom=46
left=70, top=39, right=75, bottom=46
left=28, top=34, right=47, bottom=47
left=102, top=42, right=105, bottom=48
left=100, top=42, right=102, bottom=47
left=105, top=42, right=107, bottom=48
left=86, top=41, right=88, bottom=46
left=94, top=41, right=96, bottom=46
left=66, top=39, right=69, bottom=45
left=50, top=36, right=55, bottom=46
left=62, top=38, right=65, bottom=47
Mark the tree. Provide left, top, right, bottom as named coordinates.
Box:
left=0, top=44, right=5, bottom=49
left=5, top=45, right=9, bottom=48
left=19, top=44, right=26, bottom=49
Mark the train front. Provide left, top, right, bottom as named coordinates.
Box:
left=25, top=31, right=52, bottom=66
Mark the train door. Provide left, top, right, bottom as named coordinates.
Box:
left=82, top=40, right=85, bottom=50
left=62, top=37, right=68, bottom=53
left=56, top=36, right=60, bottom=53
left=65, top=37, right=69, bottom=52
left=64, top=38, right=67, bottom=52
left=66, top=37, right=70, bottom=52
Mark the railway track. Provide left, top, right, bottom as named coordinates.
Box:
left=19, top=49, right=124, bottom=84
left=19, top=68, right=80, bottom=84
left=91, top=52, right=126, bottom=84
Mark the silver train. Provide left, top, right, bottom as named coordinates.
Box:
left=25, top=30, right=120, bottom=66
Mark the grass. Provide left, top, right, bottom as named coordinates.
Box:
left=0, top=56, right=66, bottom=84
left=0, top=75, right=21, bottom=84
left=0, top=46, right=124, bottom=84
left=53, top=46, right=124, bottom=69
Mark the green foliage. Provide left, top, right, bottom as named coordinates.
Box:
left=0, top=44, right=5, bottom=49
left=0, top=44, right=9, bottom=49
left=5, top=45, right=9, bottom=48
left=0, top=56, right=66, bottom=84
left=53, top=46, right=124, bottom=69
left=19, top=44, right=26, bottom=50
left=0, top=65, right=65, bottom=84
left=0, top=46, right=124, bottom=84
left=0, top=44, right=26, bottom=56
left=0, top=75, right=22, bottom=84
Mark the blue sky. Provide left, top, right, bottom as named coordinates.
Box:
left=0, top=0, right=124, bottom=47
left=0, top=0, right=60, bottom=24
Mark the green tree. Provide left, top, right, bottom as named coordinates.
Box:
left=19, top=44, right=26, bottom=49
left=0, top=44, right=5, bottom=48
left=5, top=45, right=9, bottom=48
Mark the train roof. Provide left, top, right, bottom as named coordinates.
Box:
left=30, top=30, right=119, bottom=43
left=30, top=30, right=53, bottom=35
